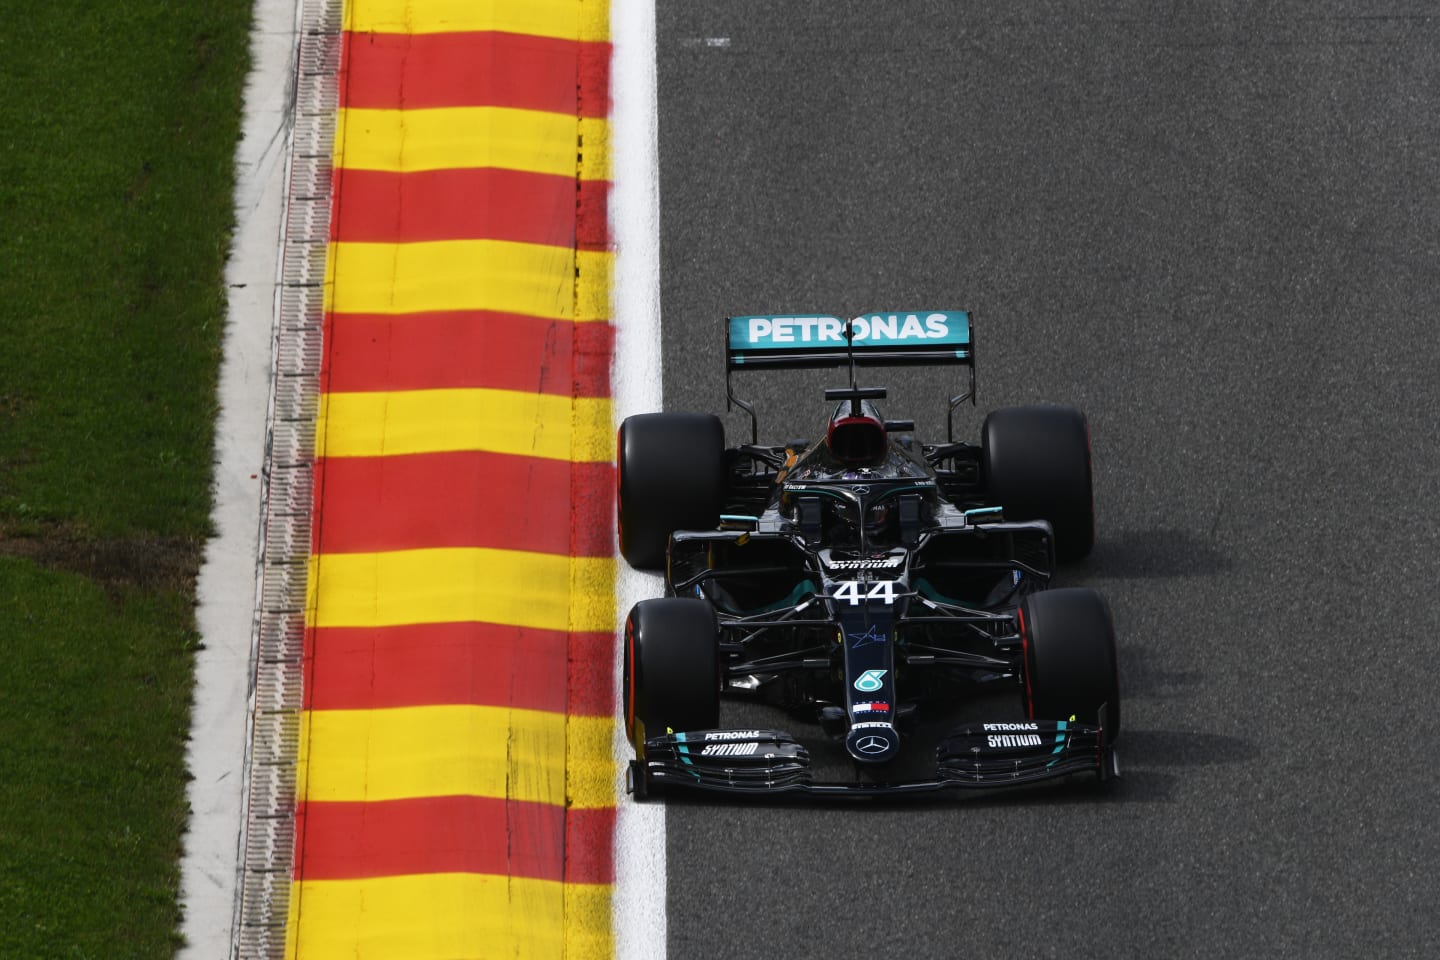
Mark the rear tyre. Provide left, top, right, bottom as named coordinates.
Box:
left=618, top=413, right=726, bottom=570
left=623, top=598, right=721, bottom=753
left=982, top=405, right=1095, bottom=562
left=1020, top=588, right=1120, bottom=738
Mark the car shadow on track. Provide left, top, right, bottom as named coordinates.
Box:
left=1079, top=527, right=1233, bottom=580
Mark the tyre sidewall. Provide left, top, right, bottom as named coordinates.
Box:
left=618, top=413, right=726, bottom=570
left=624, top=598, right=721, bottom=753
left=1020, top=587, right=1120, bottom=738
left=982, top=405, right=1095, bottom=562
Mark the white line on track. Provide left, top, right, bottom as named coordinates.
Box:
left=611, top=1, right=669, bottom=958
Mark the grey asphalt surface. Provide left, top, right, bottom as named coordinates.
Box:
left=653, top=4, right=1440, bottom=958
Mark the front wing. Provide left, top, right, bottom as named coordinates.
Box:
left=628, top=719, right=1116, bottom=800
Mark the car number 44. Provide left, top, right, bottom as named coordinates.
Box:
left=831, top=580, right=897, bottom=605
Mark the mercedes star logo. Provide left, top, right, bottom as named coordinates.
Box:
left=855, top=735, right=890, bottom=755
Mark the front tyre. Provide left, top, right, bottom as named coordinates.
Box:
left=623, top=598, right=721, bottom=754
left=1020, top=588, right=1120, bottom=739
left=982, top=405, right=1095, bottom=562
left=617, top=413, right=726, bottom=570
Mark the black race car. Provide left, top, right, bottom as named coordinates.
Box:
left=619, top=311, right=1120, bottom=798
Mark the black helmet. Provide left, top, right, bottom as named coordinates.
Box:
left=863, top=501, right=895, bottom=540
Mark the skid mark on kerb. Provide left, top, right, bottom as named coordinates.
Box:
left=286, top=0, right=620, bottom=957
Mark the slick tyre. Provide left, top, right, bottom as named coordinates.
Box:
left=623, top=598, right=721, bottom=753
left=1020, top=587, right=1120, bottom=739
left=618, top=413, right=726, bottom=570
left=982, top=405, right=1095, bottom=562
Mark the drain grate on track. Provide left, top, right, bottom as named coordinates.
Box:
left=233, top=1, right=339, bottom=956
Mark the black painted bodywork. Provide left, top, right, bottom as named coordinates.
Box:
left=632, top=414, right=1115, bottom=798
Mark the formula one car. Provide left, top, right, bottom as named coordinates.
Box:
left=619, top=311, right=1120, bottom=798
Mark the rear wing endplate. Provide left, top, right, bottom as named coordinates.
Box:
left=725, top=311, right=977, bottom=442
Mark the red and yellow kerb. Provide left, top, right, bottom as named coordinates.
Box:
left=288, top=1, right=616, bottom=957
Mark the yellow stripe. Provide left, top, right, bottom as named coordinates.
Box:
left=336, top=108, right=609, bottom=180
left=297, top=705, right=613, bottom=808
left=325, top=239, right=612, bottom=320
left=345, top=0, right=610, bottom=43
left=581, top=0, right=611, bottom=46
left=575, top=242, right=612, bottom=329
left=578, top=116, right=610, bottom=181
left=284, top=860, right=303, bottom=960
left=314, top=388, right=612, bottom=462
left=305, top=547, right=616, bottom=632
left=286, top=874, right=612, bottom=960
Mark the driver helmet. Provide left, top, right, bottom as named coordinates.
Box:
left=863, top=501, right=895, bottom=540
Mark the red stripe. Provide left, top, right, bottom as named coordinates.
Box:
left=328, top=170, right=609, bottom=248
left=321, top=311, right=614, bottom=397
left=304, top=623, right=616, bottom=716
left=330, top=168, right=577, bottom=246
left=295, top=797, right=615, bottom=883
left=305, top=622, right=616, bottom=716
left=576, top=178, right=611, bottom=252
left=567, top=627, right=617, bottom=719
left=340, top=31, right=610, bottom=116
left=312, top=452, right=614, bottom=556
left=623, top=611, right=635, bottom=743
left=1018, top=605, right=1035, bottom=720
left=578, top=37, right=611, bottom=119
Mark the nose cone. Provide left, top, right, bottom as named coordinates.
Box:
left=846, top=722, right=900, bottom=762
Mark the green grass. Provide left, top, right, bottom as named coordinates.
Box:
left=0, top=562, right=200, bottom=958
left=0, top=2, right=253, bottom=956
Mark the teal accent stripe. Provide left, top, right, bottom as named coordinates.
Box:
left=673, top=732, right=700, bottom=779
left=1047, top=720, right=1068, bottom=768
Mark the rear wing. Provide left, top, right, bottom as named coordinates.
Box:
left=725, top=311, right=977, bottom=442
left=727, top=311, right=972, bottom=368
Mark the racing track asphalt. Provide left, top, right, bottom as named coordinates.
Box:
left=653, top=4, right=1440, bottom=958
